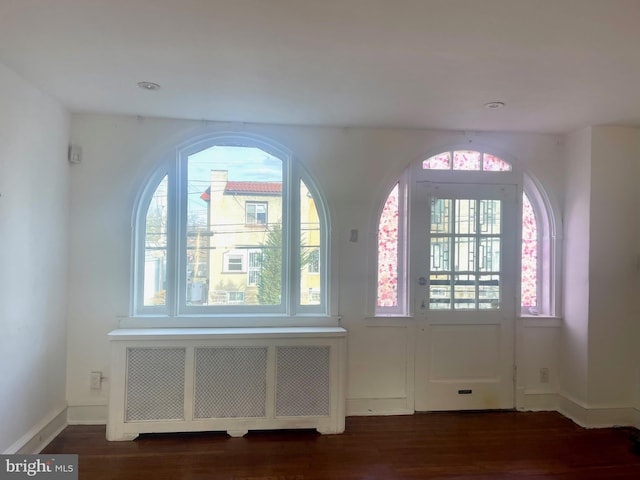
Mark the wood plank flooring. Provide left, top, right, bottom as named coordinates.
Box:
left=42, top=411, right=640, bottom=479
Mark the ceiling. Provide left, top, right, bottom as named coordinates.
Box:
left=1, top=0, right=640, bottom=134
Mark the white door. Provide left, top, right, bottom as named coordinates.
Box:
left=414, top=182, right=518, bottom=411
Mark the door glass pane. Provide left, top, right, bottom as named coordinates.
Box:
left=144, top=175, right=168, bottom=306
left=300, top=180, right=321, bottom=305
left=455, top=199, right=476, bottom=234
left=479, top=199, right=501, bottom=234
left=185, top=146, right=283, bottom=306
left=479, top=237, right=501, bottom=272
left=454, top=274, right=476, bottom=309
left=431, top=198, right=452, bottom=233
left=429, top=195, right=503, bottom=311
left=479, top=274, right=500, bottom=309
left=430, top=274, right=451, bottom=309
left=430, top=237, right=451, bottom=272
left=454, top=237, right=475, bottom=272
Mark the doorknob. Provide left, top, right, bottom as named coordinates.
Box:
left=418, top=277, right=427, bottom=285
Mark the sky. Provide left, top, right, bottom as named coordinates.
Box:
left=187, top=145, right=283, bottom=213
left=188, top=146, right=282, bottom=183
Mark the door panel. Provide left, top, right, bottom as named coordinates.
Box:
left=414, top=183, right=517, bottom=411
left=429, top=324, right=500, bottom=381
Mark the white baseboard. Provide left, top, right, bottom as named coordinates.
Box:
left=6, top=397, right=632, bottom=454
left=66, top=405, right=108, bottom=425
left=346, top=397, right=413, bottom=416
left=3, top=406, right=68, bottom=454
left=558, top=394, right=639, bottom=428
left=516, top=387, right=559, bottom=412
left=347, top=393, right=640, bottom=431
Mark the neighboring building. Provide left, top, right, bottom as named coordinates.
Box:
left=189, top=170, right=320, bottom=306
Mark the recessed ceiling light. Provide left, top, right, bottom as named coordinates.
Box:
left=484, top=101, right=505, bottom=109
left=137, top=81, right=161, bottom=91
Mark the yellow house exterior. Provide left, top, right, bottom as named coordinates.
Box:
left=188, top=170, right=320, bottom=307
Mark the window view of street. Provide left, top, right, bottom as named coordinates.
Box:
left=143, top=146, right=321, bottom=309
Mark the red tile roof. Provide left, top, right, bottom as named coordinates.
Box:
left=225, top=181, right=282, bottom=194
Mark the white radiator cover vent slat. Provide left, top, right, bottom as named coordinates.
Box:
left=276, top=346, right=330, bottom=417
left=126, top=347, right=185, bottom=422
left=194, top=347, right=268, bottom=419
left=107, top=327, right=346, bottom=441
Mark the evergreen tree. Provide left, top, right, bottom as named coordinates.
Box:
left=257, top=223, right=314, bottom=305
left=257, top=223, right=283, bottom=305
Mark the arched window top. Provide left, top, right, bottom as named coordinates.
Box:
left=377, top=183, right=400, bottom=310
left=423, top=150, right=512, bottom=172
left=131, top=133, right=331, bottom=324
left=373, top=148, right=559, bottom=318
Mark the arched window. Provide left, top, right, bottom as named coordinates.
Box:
left=375, top=174, right=409, bottom=316
left=133, top=135, right=329, bottom=319
left=521, top=192, right=538, bottom=311
left=374, top=149, right=557, bottom=317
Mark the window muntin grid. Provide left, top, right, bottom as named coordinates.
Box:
left=423, top=150, right=512, bottom=172
left=429, top=197, right=503, bottom=310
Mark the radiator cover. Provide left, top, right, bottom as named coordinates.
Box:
left=107, top=327, right=347, bottom=441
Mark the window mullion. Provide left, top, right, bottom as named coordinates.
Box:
left=475, top=199, right=481, bottom=310
left=396, top=175, right=408, bottom=315
left=170, top=156, right=186, bottom=317
left=284, top=163, right=297, bottom=314
left=450, top=199, right=456, bottom=310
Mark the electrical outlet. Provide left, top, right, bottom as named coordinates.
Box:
left=539, top=367, right=549, bottom=384
left=90, top=371, right=102, bottom=390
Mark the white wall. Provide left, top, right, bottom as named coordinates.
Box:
left=588, top=126, right=639, bottom=408
left=560, top=126, right=640, bottom=426
left=67, top=114, right=565, bottom=420
left=561, top=127, right=592, bottom=406
left=0, top=63, right=70, bottom=452
left=0, top=75, right=636, bottom=449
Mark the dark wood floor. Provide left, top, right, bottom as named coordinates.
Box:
left=42, top=411, right=640, bottom=479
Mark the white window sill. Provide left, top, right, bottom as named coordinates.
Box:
left=109, top=325, right=347, bottom=341
left=118, top=315, right=341, bottom=329
left=517, top=315, right=563, bottom=327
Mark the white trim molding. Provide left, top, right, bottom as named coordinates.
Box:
left=3, top=406, right=68, bottom=454
left=67, top=405, right=108, bottom=425
left=346, top=398, right=414, bottom=416
left=558, top=394, right=640, bottom=428
left=516, top=388, right=559, bottom=412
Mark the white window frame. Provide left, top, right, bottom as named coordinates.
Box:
left=373, top=175, right=409, bottom=317
left=246, top=201, right=268, bottom=225
left=223, top=250, right=246, bottom=273
left=522, top=174, right=561, bottom=317
left=131, top=133, right=332, bottom=322
left=227, top=291, right=245, bottom=304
